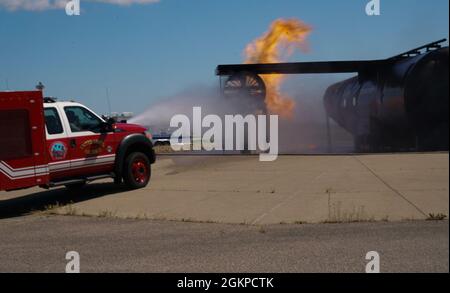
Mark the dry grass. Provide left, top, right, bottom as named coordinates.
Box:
left=153, top=145, right=174, bottom=154
left=427, top=213, right=448, bottom=221
left=325, top=202, right=375, bottom=224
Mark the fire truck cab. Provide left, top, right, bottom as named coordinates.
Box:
left=0, top=91, right=156, bottom=192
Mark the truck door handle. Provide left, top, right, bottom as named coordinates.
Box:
left=70, top=139, right=76, bottom=148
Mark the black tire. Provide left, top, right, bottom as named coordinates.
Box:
left=123, top=152, right=151, bottom=189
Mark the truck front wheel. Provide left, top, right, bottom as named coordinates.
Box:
left=123, top=152, right=151, bottom=189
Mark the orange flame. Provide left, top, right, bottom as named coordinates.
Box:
left=244, top=18, right=312, bottom=117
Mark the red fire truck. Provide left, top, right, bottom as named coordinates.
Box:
left=0, top=91, right=156, bottom=192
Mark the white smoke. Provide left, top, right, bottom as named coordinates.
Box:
left=130, top=80, right=355, bottom=154
left=0, top=0, right=159, bottom=11
left=130, top=85, right=258, bottom=133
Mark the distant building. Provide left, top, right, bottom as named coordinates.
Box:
left=110, top=112, right=134, bottom=123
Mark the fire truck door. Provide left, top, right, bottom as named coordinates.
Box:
left=60, top=105, right=117, bottom=178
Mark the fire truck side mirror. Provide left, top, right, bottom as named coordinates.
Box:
left=100, top=118, right=115, bottom=133
left=106, top=117, right=116, bottom=125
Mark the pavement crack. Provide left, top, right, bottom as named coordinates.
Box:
left=352, top=156, right=428, bottom=218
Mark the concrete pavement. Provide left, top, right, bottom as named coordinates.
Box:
left=0, top=153, right=448, bottom=224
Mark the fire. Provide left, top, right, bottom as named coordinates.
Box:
left=244, top=19, right=312, bottom=117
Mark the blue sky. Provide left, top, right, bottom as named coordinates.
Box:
left=0, top=0, right=448, bottom=115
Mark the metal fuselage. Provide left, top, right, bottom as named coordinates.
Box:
left=324, top=47, right=449, bottom=152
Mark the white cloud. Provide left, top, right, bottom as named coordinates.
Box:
left=93, top=0, right=160, bottom=5
left=0, top=0, right=160, bottom=11
left=0, top=0, right=65, bottom=11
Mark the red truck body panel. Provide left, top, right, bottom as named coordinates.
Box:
left=0, top=91, right=49, bottom=191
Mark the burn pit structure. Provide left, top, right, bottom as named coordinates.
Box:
left=216, top=39, right=449, bottom=153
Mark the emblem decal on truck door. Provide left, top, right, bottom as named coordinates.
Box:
left=50, top=142, right=68, bottom=160
left=80, top=139, right=105, bottom=155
